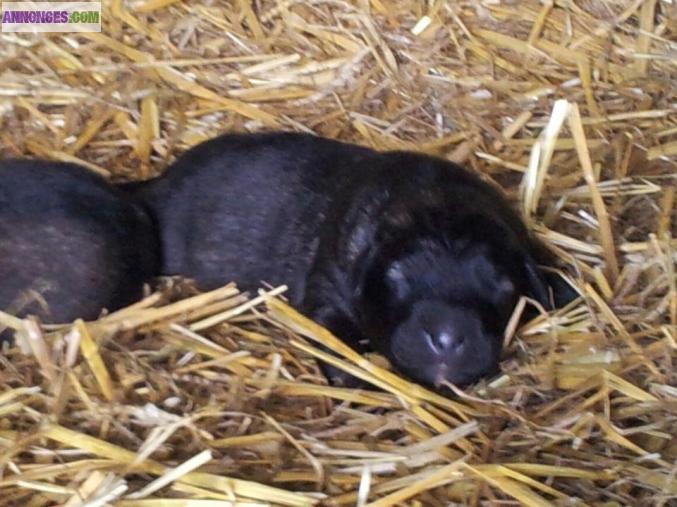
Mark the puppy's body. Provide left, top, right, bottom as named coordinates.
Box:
left=136, top=133, right=369, bottom=301
left=133, top=133, right=563, bottom=387
left=0, top=160, right=159, bottom=333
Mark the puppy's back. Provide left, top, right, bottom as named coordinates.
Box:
left=136, top=133, right=374, bottom=297
left=0, top=159, right=158, bottom=331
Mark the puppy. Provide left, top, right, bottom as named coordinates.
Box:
left=0, top=159, right=159, bottom=338
left=129, top=132, right=571, bottom=388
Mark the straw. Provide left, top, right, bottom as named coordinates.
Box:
left=0, top=1, right=674, bottom=504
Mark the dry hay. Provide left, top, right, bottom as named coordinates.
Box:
left=0, top=0, right=676, bottom=505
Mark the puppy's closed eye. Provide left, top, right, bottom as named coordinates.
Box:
left=385, top=263, right=409, bottom=299
left=493, top=276, right=516, bottom=303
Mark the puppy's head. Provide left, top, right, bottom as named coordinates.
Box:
left=358, top=229, right=549, bottom=388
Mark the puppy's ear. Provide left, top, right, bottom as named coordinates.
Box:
left=523, top=258, right=552, bottom=310
left=523, top=259, right=579, bottom=311
left=542, top=269, right=579, bottom=308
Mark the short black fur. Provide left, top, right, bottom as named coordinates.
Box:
left=130, top=132, right=575, bottom=388
left=0, top=159, right=159, bottom=339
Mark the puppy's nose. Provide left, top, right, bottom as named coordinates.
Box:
left=425, top=326, right=464, bottom=353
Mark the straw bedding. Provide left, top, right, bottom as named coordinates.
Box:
left=0, top=1, right=675, bottom=505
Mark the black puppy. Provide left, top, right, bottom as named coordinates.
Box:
left=0, top=159, right=158, bottom=338
left=131, top=133, right=567, bottom=387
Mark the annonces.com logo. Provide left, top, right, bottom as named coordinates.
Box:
left=1, top=2, right=101, bottom=32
